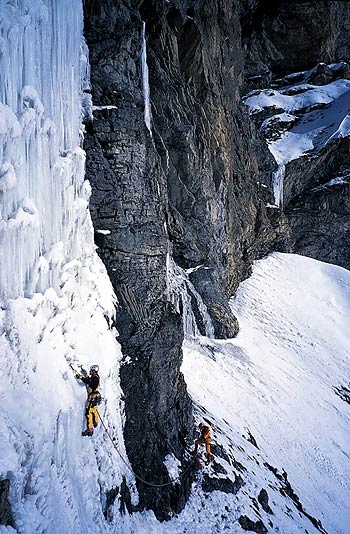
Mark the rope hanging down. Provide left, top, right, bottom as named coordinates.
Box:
left=97, top=409, right=193, bottom=488
left=69, top=361, right=192, bottom=487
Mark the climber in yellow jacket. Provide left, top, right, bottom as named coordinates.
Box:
left=74, top=364, right=101, bottom=437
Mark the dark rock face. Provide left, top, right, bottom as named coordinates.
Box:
left=239, top=515, right=268, bottom=534
left=241, top=0, right=350, bottom=90
left=334, top=384, right=350, bottom=405
left=241, top=2, right=350, bottom=270
left=83, top=0, right=349, bottom=521
left=258, top=488, right=273, bottom=515
left=286, top=143, right=350, bottom=270
left=0, top=479, right=13, bottom=527
left=202, top=471, right=244, bottom=494
left=83, top=0, right=284, bottom=518
left=83, top=0, right=194, bottom=520
left=142, top=0, right=284, bottom=302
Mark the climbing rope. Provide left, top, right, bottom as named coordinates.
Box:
left=97, top=408, right=193, bottom=488
left=68, top=362, right=193, bottom=487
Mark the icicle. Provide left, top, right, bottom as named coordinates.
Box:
left=166, top=254, right=214, bottom=339
left=272, top=164, right=285, bottom=208
left=141, top=21, right=152, bottom=134
left=0, top=0, right=87, bottom=300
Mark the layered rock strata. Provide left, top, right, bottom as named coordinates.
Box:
left=82, top=0, right=350, bottom=519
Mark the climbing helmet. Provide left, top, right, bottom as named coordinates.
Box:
left=90, top=364, right=99, bottom=373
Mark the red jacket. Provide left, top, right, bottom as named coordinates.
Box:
left=200, top=425, right=211, bottom=441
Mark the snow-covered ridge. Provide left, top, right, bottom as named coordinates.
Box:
left=243, top=63, right=350, bottom=207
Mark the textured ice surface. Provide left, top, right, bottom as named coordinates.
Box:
left=0, top=0, right=87, bottom=299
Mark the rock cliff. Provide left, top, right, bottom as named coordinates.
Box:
left=242, top=0, right=350, bottom=270
left=83, top=0, right=349, bottom=519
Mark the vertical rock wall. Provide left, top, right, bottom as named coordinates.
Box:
left=83, top=0, right=194, bottom=520
left=137, top=0, right=286, bottom=334
left=241, top=0, right=350, bottom=90
left=83, top=0, right=286, bottom=519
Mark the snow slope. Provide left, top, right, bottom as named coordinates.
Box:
left=179, top=253, right=350, bottom=534
left=1, top=249, right=349, bottom=532
left=108, top=253, right=350, bottom=534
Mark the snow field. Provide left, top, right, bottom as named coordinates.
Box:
left=0, top=242, right=137, bottom=534
left=181, top=253, right=350, bottom=534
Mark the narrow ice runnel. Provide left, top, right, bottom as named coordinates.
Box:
left=272, top=164, right=285, bottom=208
left=166, top=253, right=214, bottom=338
left=141, top=21, right=152, bottom=134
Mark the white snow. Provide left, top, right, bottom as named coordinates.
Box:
left=1, top=2, right=350, bottom=533
left=253, top=76, right=350, bottom=164
left=164, top=454, right=182, bottom=484
left=244, top=70, right=350, bottom=205
left=92, top=106, right=118, bottom=111
left=180, top=252, right=350, bottom=534
left=312, top=175, right=350, bottom=193
left=96, top=229, right=111, bottom=235
left=244, top=79, right=350, bottom=116
left=268, top=131, right=315, bottom=167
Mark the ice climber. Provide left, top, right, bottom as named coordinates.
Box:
left=194, top=422, right=212, bottom=463
left=74, top=364, right=101, bottom=436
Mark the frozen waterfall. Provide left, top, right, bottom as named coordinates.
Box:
left=0, top=0, right=87, bottom=300
left=166, top=254, right=214, bottom=338
left=272, top=164, right=285, bottom=208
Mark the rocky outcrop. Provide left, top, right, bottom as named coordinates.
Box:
left=285, top=140, right=350, bottom=270
left=241, top=0, right=350, bottom=91
left=0, top=479, right=13, bottom=527
left=241, top=2, right=350, bottom=270
left=83, top=0, right=286, bottom=519
left=246, top=68, right=350, bottom=270
left=83, top=0, right=350, bottom=520
left=239, top=515, right=268, bottom=534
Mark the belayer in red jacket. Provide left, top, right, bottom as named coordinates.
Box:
left=194, top=422, right=212, bottom=462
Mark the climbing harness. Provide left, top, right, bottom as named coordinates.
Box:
left=69, top=361, right=193, bottom=488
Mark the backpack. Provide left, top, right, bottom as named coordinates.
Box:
left=89, top=391, right=102, bottom=406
